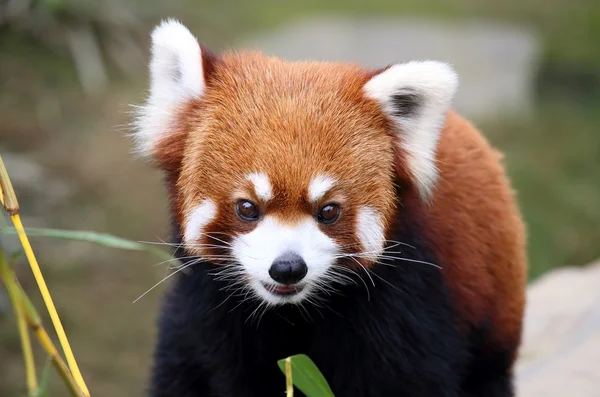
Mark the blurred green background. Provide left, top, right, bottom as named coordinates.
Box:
left=1, top=0, right=599, bottom=395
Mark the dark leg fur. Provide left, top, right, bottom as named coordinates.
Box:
left=461, top=328, right=516, bottom=397
left=463, top=374, right=514, bottom=397
left=461, top=358, right=514, bottom=397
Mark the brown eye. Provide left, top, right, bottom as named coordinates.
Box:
left=318, top=203, right=340, bottom=224
left=236, top=200, right=259, bottom=221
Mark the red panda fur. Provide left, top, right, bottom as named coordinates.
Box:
left=155, top=54, right=526, bottom=353
left=160, top=52, right=399, bottom=261
left=420, top=111, right=526, bottom=357
left=141, top=40, right=527, bottom=397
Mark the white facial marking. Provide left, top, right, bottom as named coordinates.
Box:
left=184, top=199, right=217, bottom=244
left=231, top=216, right=339, bottom=305
left=364, top=61, right=458, bottom=201
left=308, top=175, right=336, bottom=202
left=356, top=206, right=385, bottom=261
left=247, top=172, right=272, bottom=201
left=133, top=19, right=205, bottom=157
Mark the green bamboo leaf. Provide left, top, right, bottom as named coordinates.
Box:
left=0, top=226, right=174, bottom=263
left=33, top=358, right=52, bottom=397
left=277, top=354, right=335, bottom=397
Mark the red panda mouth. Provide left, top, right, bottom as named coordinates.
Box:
left=261, top=282, right=305, bottom=296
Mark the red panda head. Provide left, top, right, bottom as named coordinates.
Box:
left=133, top=20, right=458, bottom=305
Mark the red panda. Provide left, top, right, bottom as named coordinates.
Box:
left=133, top=20, right=527, bottom=397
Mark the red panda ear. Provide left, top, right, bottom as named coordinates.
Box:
left=364, top=61, right=458, bottom=201
left=132, top=19, right=217, bottom=165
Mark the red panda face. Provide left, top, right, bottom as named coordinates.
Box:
left=175, top=54, right=399, bottom=304
left=133, top=20, right=458, bottom=305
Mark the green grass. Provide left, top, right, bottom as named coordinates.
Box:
left=483, top=102, right=600, bottom=278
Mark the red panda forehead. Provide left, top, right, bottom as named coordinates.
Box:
left=178, top=52, right=397, bottom=223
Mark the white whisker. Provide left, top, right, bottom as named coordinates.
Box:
left=133, top=258, right=202, bottom=303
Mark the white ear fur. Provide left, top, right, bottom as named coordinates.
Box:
left=364, top=61, right=458, bottom=201
left=133, top=19, right=205, bottom=157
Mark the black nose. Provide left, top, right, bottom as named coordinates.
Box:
left=269, top=252, right=308, bottom=284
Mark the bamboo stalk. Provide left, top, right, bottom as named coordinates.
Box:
left=0, top=246, right=86, bottom=397
left=0, top=154, right=90, bottom=396
left=285, top=357, right=294, bottom=397
left=11, top=213, right=90, bottom=395
left=17, top=295, right=37, bottom=395
left=0, top=155, right=18, bottom=215
left=0, top=247, right=37, bottom=394
left=23, top=306, right=87, bottom=397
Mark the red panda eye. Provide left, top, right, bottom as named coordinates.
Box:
left=236, top=200, right=259, bottom=221
left=317, top=203, right=340, bottom=224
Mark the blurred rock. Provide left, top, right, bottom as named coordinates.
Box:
left=516, top=260, right=600, bottom=397
left=241, top=17, right=540, bottom=120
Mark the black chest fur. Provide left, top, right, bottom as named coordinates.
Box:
left=148, top=185, right=517, bottom=397
left=148, top=224, right=476, bottom=397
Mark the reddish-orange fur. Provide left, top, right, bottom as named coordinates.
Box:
left=428, top=111, right=527, bottom=353
left=156, top=52, right=398, bottom=262
left=152, top=50, right=526, bottom=354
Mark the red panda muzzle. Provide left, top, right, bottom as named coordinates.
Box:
left=134, top=19, right=527, bottom=397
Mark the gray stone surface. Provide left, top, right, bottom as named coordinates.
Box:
left=241, top=17, right=540, bottom=119
left=516, top=261, right=600, bottom=396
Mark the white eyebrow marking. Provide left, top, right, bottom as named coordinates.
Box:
left=247, top=172, right=272, bottom=201
left=308, top=175, right=336, bottom=202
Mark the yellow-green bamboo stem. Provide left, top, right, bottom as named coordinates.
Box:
left=0, top=247, right=37, bottom=394
left=285, top=357, right=294, bottom=397
left=0, top=154, right=90, bottom=396
left=0, top=155, right=18, bottom=214
left=17, top=278, right=87, bottom=397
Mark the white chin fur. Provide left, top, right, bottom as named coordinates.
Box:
left=248, top=278, right=315, bottom=305
left=232, top=216, right=339, bottom=305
